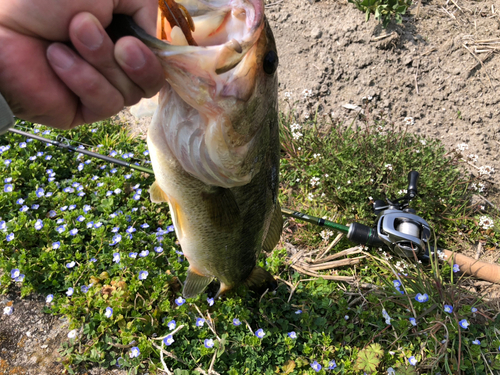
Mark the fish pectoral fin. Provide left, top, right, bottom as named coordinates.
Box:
left=183, top=267, right=214, bottom=298
left=262, top=203, right=283, bottom=251
left=244, top=266, right=277, bottom=294
left=150, top=181, right=169, bottom=203
left=201, top=187, right=240, bottom=232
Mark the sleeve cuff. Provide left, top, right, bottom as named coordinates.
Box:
left=0, top=92, right=14, bottom=135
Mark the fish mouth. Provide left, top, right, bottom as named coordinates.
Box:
left=110, top=0, right=273, bottom=188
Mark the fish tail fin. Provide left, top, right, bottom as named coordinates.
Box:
left=182, top=267, right=213, bottom=298
left=244, top=266, right=277, bottom=295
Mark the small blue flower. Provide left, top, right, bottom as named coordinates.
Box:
left=83, top=205, right=91, bottom=213
left=138, top=270, right=148, bottom=280
left=69, top=228, right=78, bottom=236
left=111, top=227, right=119, bottom=233
left=327, top=360, right=337, bottom=370
left=4, top=177, right=12, bottom=183
left=35, top=188, right=44, bottom=197
left=81, top=285, right=89, bottom=293
left=4, top=184, right=13, bottom=193
left=471, top=307, right=478, bottom=313
left=129, top=346, right=140, bottom=358
left=129, top=252, right=138, bottom=259
left=207, top=297, right=214, bottom=306
left=110, top=168, right=117, bottom=174
left=105, top=307, right=113, bottom=318
left=90, top=258, right=97, bottom=263
left=4, top=159, right=12, bottom=166
left=124, top=174, right=131, bottom=179
left=66, top=287, right=74, bottom=296
left=115, top=357, right=123, bottom=367
left=76, top=215, right=85, bottom=222
left=163, top=335, right=174, bottom=346
left=175, top=297, right=185, bottom=306
left=16, top=198, right=24, bottom=205
left=45, top=155, right=52, bottom=160
left=472, top=339, right=480, bottom=345
left=409, top=317, right=417, bottom=326
left=204, top=338, right=214, bottom=348
left=31, top=204, right=39, bottom=210
left=34, top=219, right=44, bottom=230
left=409, top=356, right=418, bottom=366
left=459, top=319, right=470, bottom=329
left=0, top=220, right=6, bottom=230
left=52, top=241, right=61, bottom=249
left=11, top=269, right=20, bottom=278
left=196, top=318, right=205, bottom=327
left=111, top=234, right=122, bottom=245
left=113, top=253, right=121, bottom=263
left=6, top=232, right=14, bottom=242
left=19, top=141, right=27, bottom=148
left=66, top=261, right=76, bottom=269
left=288, top=331, right=297, bottom=339
left=69, top=204, right=76, bottom=210
left=56, top=225, right=66, bottom=233
left=20, top=205, right=29, bottom=212
left=94, top=222, right=102, bottom=228
left=60, top=206, right=68, bottom=211
left=415, top=293, right=429, bottom=303
left=48, top=210, right=57, bottom=218
left=15, top=274, right=25, bottom=282
left=444, top=305, right=453, bottom=313
left=109, top=150, right=117, bottom=157
left=141, top=223, right=150, bottom=229
left=45, top=192, right=53, bottom=197
left=143, top=150, right=149, bottom=156
left=233, top=318, right=241, bottom=326
left=154, top=246, right=163, bottom=253
left=46, top=294, right=54, bottom=303
left=310, top=361, right=322, bottom=372
left=393, top=279, right=402, bottom=288
left=86, top=221, right=94, bottom=229
left=453, top=264, right=460, bottom=273
left=167, top=320, right=176, bottom=330
left=295, top=309, right=302, bottom=315
left=255, top=328, right=265, bottom=338
left=139, top=250, right=149, bottom=257
left=133, top=194, right=141, bottom=200
left=166, top=225, right=175, bottom=233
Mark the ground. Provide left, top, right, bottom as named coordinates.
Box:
left=1, top=0, right=499, bottom=373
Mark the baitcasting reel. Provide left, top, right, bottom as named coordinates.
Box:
left=348, top=171, right=431, bottom=259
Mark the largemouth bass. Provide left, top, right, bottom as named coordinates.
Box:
left=111, top=0, right=282, bottom=298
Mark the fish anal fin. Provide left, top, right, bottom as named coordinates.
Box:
left=182, top=267, right=213, bottom=299
left=244, top=266, right=277, bottom=295
left=263, top=203, right=283, bottom=251
left=150, top=181, right=169, bottom=203
left=201, top=187, right=240, bottom=232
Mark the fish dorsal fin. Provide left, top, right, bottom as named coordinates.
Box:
left=201, top=187, right=240, bottom=232
left=262, top=203, right=283, bottom=251
left=244, top=266, right=277, bottom=293
left=183, top=267, right=214, bottom=298
left=150, top=181, right=169, bottom=203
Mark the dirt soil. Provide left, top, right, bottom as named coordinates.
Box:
left=2, top=0, right=500, bottom=373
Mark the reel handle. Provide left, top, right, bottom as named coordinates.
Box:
left=407, top=171, right=419, bottom=199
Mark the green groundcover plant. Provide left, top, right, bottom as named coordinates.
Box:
left=0, top=116, right=499, bottom=374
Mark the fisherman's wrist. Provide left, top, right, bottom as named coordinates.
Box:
left=0, top=92, right=14, bottom=135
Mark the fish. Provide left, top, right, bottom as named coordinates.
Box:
left=109, top=0, right=282, bottom=298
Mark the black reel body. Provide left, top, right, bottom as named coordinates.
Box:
left=347, top=171, right=431, bottom=260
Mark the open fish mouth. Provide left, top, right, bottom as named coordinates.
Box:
left=110, top=0, right=277, bottom=188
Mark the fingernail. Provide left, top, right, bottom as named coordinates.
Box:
left=76, top=17, right=104, bottom=51
left=122, top=44, right=146, bottom=70
left=47, top=44, right=75, bottom=70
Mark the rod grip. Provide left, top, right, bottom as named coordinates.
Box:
left=407, top=171, right=419, bottom=199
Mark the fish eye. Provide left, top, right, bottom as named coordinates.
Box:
left=263, top=50, right=278, bottom=75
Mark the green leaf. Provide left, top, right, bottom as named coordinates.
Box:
left=354, top=348, right=381, bottom=372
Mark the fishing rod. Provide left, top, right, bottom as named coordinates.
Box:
left=7, top=127, right=500, bottom=283
left=9, top=128, right=155, bottom=174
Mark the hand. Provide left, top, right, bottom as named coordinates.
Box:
left=0, top=0, right=164, bottom=129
